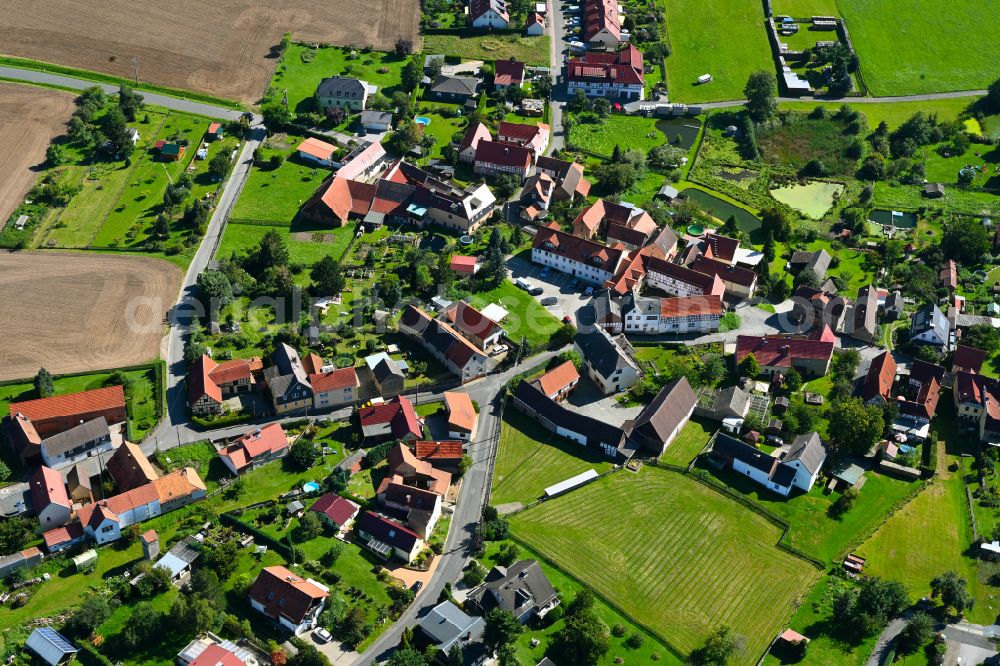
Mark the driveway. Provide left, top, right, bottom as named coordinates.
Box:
left=944, top=622, right=1000, bottom=666
left=299, top=631, right=359, bottom=666
left=507, top=253, right=587, bottom=323
left=564, top=376, right=643, bottom=427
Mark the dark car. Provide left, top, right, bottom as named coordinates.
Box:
left=411, top=581, right=423, bottom=593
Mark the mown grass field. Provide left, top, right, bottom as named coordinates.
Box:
left=570, top=114, right=667, bottom=157
left=423, top=32, right=550, bottom=65
left=491, top=410, right=614, bottom=506
left=469, top=279, right=564, bottom=350
left=837, top=0, right=1000, bottom=95
left=778, top=97, right=977, bottom=131
left=217, top=221, right=355, bottom=266
left=510, top=467, right=819, bottom=661
left=661, top=419, right=713, bottom=467
left=662, top=0, right=773, bottom=103
left=231, top=137, right=332, bottom=225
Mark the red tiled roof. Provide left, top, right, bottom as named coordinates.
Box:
left=444, top=391, right=477, bottom=432
left=298, top=137, right=337, bottom=161
left=414, top=440, right=464, bottom=460
left=42, top=522, right=83, bottom=550
left=248, top=566, right=329, bottom=624
left=209, top=357, right=260, bottom=385
left=459, top=122, right=492, bottom=153
left=450, top=255, right=478, bottom=274
left=317, top=175, right=377, bottom=222
left=566, top=45, right=643, bottom=86
left=309, top=367, right=359, bottom=392
left=862, top=351, right=896, bottom=402
left=30, top=466, right=70, bottom=512
left=190, top=644, right=247, bottom=666
left=474, top=140, right=532, bottom=169
left=309, top=493, right=360, bottom=526
left=703, top=233, right=739, bottom=263
left=10, top=385, right=125, bottom=422
left=659, top=295, right=723, bottom=318
left=690, top=255, right=758, bottom=288
left=443, top=301, right=502, bottom=341
left=498, top=121, right=544, bottom=144
left=142, top=529, right=157, bottom=543
left=207, top=122, right=222, bottom=134
left=189, top=355, right=222, bottom=404
left=359, top=396, right=422, bottom=440
left=534, top=360, right=580, bottom=397
left=494, top=59, right=525, bottom=86
left=735, top=335, right=834, bottom=369
left=533, top=224, right=624, bottom=272
left=643, top=255, right=725, bottom=296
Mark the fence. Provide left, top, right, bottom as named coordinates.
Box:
left=228, top=217, right=293, bottom=228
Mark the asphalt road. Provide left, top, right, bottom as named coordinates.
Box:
left=0, top=66, right=251, bottom=121
left=545, top=0, right=567, bottom=154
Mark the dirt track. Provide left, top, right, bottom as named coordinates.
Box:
left=0, top=83, right=75, bottom=227
left=0, top=0, right=420, bottom=105
left=0, top=252, right=181, bottom=381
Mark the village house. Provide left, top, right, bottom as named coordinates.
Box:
left=497, top=121, right=550, bottom=158
left=309, top=493, right=360, bottom=531
left=581, top=288, right=623, bottom=333
left=566, top=45, right=644, bottom=101
left=622, top=293, right=724, bottom=334
left=494, top=58, right=526, bottom=88
left=176, top=634, right=258, bottom=666
left=940, top=259, right=958, bottom=290
left=789, top=249, right=832, bottom=281
left=38, top=417, right=113, bottom=469
left=534, top=156, right=591, bottom=202
left=440, top=301, right=505, bottom=350
left=643, top=255, right=726, bottom=298
left=574, top=326, right=641, bottom=395
left=398, top=305, right=497, bottom=383
left=735, top=329, right=835, bottom=378
left=359, top=396, right=423, bottom=444
left=582, top=0, right=624, bottom=49
left=450, top=254, right=480, bottom=276
left=376, top=478, right=442, bottom=539
left=444, top=391, right=478, bottom=441
left=427, top=75, right=480, bottom=103
left=466, top=560, right=559, bottom=622
left=572, top=199, right=660, bottom=250
left=360, top=110, right=393, bottom=133
left=414, top=440, right=465, bottom=469
left=188, top=355, right=262, bottom=416
left=458, top=122, right=493, bottom=164
left=470, top=0, right=509, bottom=28
left=843, top=284, right=878, bottom=343
left=531, top=360, right=581, bottom=402
left=689, top=256, right=758, bottom=298
left=315, top=76, right=371, bottom=111
left=910, top=303, right=949, bottom=348
left=532, top=223, right=625, bottom=285
left=518, top=171, right=555, bottom=222
left=525, top=11, right=545, bottom=35
left=264, top=343, right=313, bottom=415
left=297, top=137, right=338, bottom=167
left=365, top=352, right=406, bottom=398
left=473, top=140, right=533, bottom=179
left=624, top=378, right=698, bottom=456
left=30, top=466, right=72, bottom=529
left=105, top=441, right=159, bottom=491
left=219, top=423, right=291, bottom=475
left=248, top=565, right=329, bottom=635
left=308, top=366, right=360, bottom=410
left=385, top=443, right=452, bottom=495
left=355, top=511, right=424, bottom=563
left=709, top=431, right=827, bottom=497
left=792, top=285, right=848, bottom=334
left=953, top=344, right=987, bottom=375
left=417, top=602, right=487, bottom=662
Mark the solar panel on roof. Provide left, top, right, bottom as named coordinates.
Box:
left=37, top=628, right=77, bottom=653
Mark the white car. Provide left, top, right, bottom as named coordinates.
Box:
left=569, top=40, right=586, bottom=52
left=313, top=628, right=333, bottom=643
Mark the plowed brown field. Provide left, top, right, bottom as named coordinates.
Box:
left=0, top=252, right=181, bottom=380
left=0, top=0, right=420, bottom=105
left=0, top=83, right=75, bottom=227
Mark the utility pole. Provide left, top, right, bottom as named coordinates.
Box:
left=130, top=57, right=139, bottom=85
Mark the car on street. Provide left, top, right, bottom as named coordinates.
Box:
left=562, top=315, right=573, bottom=323
left=541, top=296, right=558, bottom=305
left=313, top=628, right=333, bottom=643
left=540, top=266, right=551, bottom=278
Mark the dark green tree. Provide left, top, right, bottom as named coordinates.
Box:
left=941, top=217, right=991, bottom=266
left=401, top=58, right=424, bottom=92
left=827, top=397, right=884, bottom=456
left=743, top=71, right=777, bottom=122
left=484, top=609, right=523, bottom=652
left=101, top=106, right=135, bottom=158
left=63, top=595, right=112, bottom=637
left=197, top=270, right=234, bottom=306
left=931, top=570, right=974, bottom=615
left=34, top=367, right=54, bottom=398
left=897, top=611, right=934, bottom=655
left=118, top=85, right=145, bottom=122
left=311, top=256, right=346, bottom=296
left=288, top=438, right=321, bottom=470
left=123, top=601, right=161, bottom=647
left=688, top=625, right=742, bottom=666
left=387, top=647, right=425, bottom=666
left=208, top=151, right=232, bottom=181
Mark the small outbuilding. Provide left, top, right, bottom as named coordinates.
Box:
left=71, top=549, right=97, bottom=572
left=26, top=628, right=78, bottom=665
left=923, top=182, right=945, bottom=198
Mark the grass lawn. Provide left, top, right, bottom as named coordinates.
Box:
left=661, top=0, right=773, bottom=103
left=837, top=0, right=1000, bottom=95
left=771, top=0, right=839, bottom=14
left=40, top=162, right=133, bottom=247
left=778, top=98, right=977, bottom=131
left=660, top=419, right=713, bottom=467
left=757, top=114, right=858, bottom=176
left=423, top=32, right=550, bottom=66
left=272, top=44, right=408, bottom=115
left=480, top=540, right=683, bottom=666
left=510, top=467, right=819, bottom=661
left=469, top=278, right=564, bottom=350
left=412, top=108, right=466, bottom=160
left=218, top=221, right=356, bottom=266
left=491, top=410, right=615, bottom=506
left=872, top=181, right=1000, bottom=216
left=570, top=114, right=667, bottom=158
left=231, top=140, right=332, bottom=225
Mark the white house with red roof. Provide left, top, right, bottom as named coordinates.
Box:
left=30, top=466, right=71, bottom=529
left=470, top=0, right=509, bottom=28
left=440, top=301, right=504, bottom=350
left=494, top=58, right=526, bottom=88
left=458, top=122, right=493, bottom=163
left=188, top=355, right=262, bottom=416
left=525, top=11, right=545, bottom=35
left=531, top=223, right=625, bottom=285
left=566, top=45, right=644, bottom=100
left=358, top=396, right=423, bottom=444
left=735, top=332, right=835, bottom=379
left=398, top=305, right=497, bottom=382
left=248, top=565, right=329, bottom=634
left=582, top=0, right=623, bottom=49
left=497, top=121, right=549, bottom=157
left=473, top=140, right=533, bottom=179
left=309, top=493, right=360, bottom=531
left=356, top=511, right=424, bottom=562
left=297, top=137, right=338, bottom=167
left=444, top=391, right=478, bottom=441
left=308, top=366, right=360, bottom=410
left=449, top=255, right=480, bottom=276
left=623, top=294, right=724, bottom=334
left=219, top=423, right=291, bottom=475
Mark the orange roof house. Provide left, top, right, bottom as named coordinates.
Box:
left=297, top=137, right=338, bottom=165
left=10, top=386, right=126, bottom=438
left=414, top=440, right=465, bottom=466
left=444, top=391, right=478, bottom=439
left=219, top=423, right=290, bottom=475
left=248, top=565, right=329, bottom=632
left=532, top=360, right=580, bottom=401
left=450, top=255, right=480, bottom=276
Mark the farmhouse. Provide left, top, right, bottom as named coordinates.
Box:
left=414, top=440, right=464, bottom=468
left=566, top=45, right=644, bottom=101
left=219, top=423, right=290, bottom=475
left=497, top=121, right=550, bottom=157
left=735, top=332, right=835, bottom=378
left=644, top=255, right=726, bottom=298
left=466, top=560, right=559, bottom=622
left=444, top=391, right=478, bottom=441
left=624, top=378, right=698, bottom=455
left=356, top=511, right=424, bottom=563
left=188, top=355, right=261, bottom=416
left=386, top=443, right=452, bottom=495
left=581, top=288, right=623, bottom=333
left=581, top=0, right=623, bottom=49
left=359, top=396, right=422, bottom=444
left=473, top=140, right=533, bottom=179
left=689, top=256, right=758, bottom=298
left=297, top=137, right=338, bottom=167
left=910, top=304, right=949, bottom=348
left=308, top=366, right=360, bottom=410
left=263, top=343, right=313, bottom=415
left=316, top=76, right=371, bottom=111
left=105, top=441, right=159, bottom=491
left=792, top=285, right=848, bottom=333
left=572, top=199, right=658, bottom=249
left=709, top=431, right=826, bottom=497
left=376, top=477, right=442, bottom=539
left=470, top=0, right=509, bottom=28
left=494, top=58, right=526, bottom=88
left=532, top=224, right=625, bottom=285
left=843, top=285, right=878, bottom=343
left=360, top=110, right=393, bottom=133
left=365, top=352, right=406, bottom=398
left=535, top=156, right=592, bottom=201
left=248, top=565, right=329, bottom=635
left=8, top=385, right=126, bottom=444
left=309, top=493, right=360, bottom=531
left=440, top=301, right=504, bottom=350
left=398, top=305, right=497, bottom=382
left=427, top=75, right=480, bottom=103
left=574, top=326, right=640, bottom=395
left=622, top=293, right=723, bottom=334
left=531, top=360, right=580, bottom=402
left=953, top=344, right=987, bottom=374
left=789, top=249, right=832, bottom=280
left=30, top=466, right=72, bottom=529
left=38, top=417, right=113, bottom=469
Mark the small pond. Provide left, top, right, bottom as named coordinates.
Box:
left=869, top=209, right=918, bottom=229
left=679, top=188, right=761, bottom=233
left=655, top=118, right=702, bottom=151
left=769, top=181, right=844, bottom=219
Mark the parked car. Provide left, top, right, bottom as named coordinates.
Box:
left=539, top=266, right=551, bottom=278
left=515, top=277, right=532, bottom=291
left=530, top=286, right=544, bottom=296
left=568, top=279, right=579, bottom=289
left=411, top=581, right=423, bottom=593
left=766, top=435, right=784, bottom=447
left=562, top=315, right=573, bottom=323
left=569, top=40, right=586, bottom=52
left=541, top=296, right=558, bottom=306
left=313, top=628, right=333, bottom=643
left=584, top=286, right=594, bottom=296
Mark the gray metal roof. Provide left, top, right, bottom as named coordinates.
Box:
left=40, top=417, right=110, bottom=458
left=783, top=432, right=826, bottom=476
left=418, top=601, right=485, bottom=649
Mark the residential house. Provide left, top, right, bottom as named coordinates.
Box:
left=417, top=602, right=486, bottom=658
left=360, top=110, right=393, bottom=132
left=219, top=423, right=291, bottom=475
left=0, top=547, right=43, bottom=580
left=897, top=359, right=945, bottom=433
left=467, top=560, right=559, bottom=622
left=698, top=233, right=741, bottom=265
left=693, top=385, right=751, bottom=432
left=910, top=304, right=949, bottom=348
left=498, top=121, right=549, bottom=158
left=940, top=260, right=958, bottom=290
left=531, top=360, right=580, bottom=402
left=512, top=379, right=630, bottom=460
left=188, top=355, right=261, bottom=416
left=525, top=11, right=545, bottom=35
left=861, top=351, right=896, bottom=405
left=622, top=293, right=723, bottom=334
left=30, top=466, right=72, bottom=529
left=297, top=137, right=338, bottom=167
left=414, top=440, right=465, bottom=468
left=309, top=366, right=360, bottom=410
left=355, top=511, right=424, bottom=563
left=105, top=441, right=159, bottom=491
left=427, top=75, right=480, bottom=103
left=534, top=156, right=591, bottom=202
left=843, top=284, right=878, bottom=343
left=689, top=256, right=758, bottom=298
left=299, top=174, right=377, bottom=227
left=386, top=443, right=452, bottom=495
left=470, top=0, right=510, bottom=28
left=789, top=249, right=832, bottom=280
left=884, top=291, right=905, bottom=320
left=248, top=565, right=329, bottom=635
left=953, top=344, right=987, bottom=375
left=532, top=223, right=625, bottom=285
left=624, top=378, right=698, bottom=455
left=572, top=199, right=658, bottom=250
left=580, top=287, right=623, bottom=333
left=361, top=352, right=405, bottom=399
left=398, top=305, right=497, bottom=383
left=316, top=76, right=371, bottom=111
left=473, top=140, right=533, bottom=179
left=176, top=634, right=258, bottom=666
left=309, top=493, right=360, bottom=531
left=574, top=327, right=640, bottom=395
left=792, top=285, right=849, bottom=333
left=263, top=343, right=313, bottom=415
left=26, top=628, right=78, bottom=666
left=566, top=45, right=644, bottom=101
left=9, top=385, right=126, bottom=441
left=440, top=301, right=504, bottom=350
left=38, top=417, right=113, bottom=469
left=582, top=0, right=623, bottom=49
left=643, top=256, right=725, bottom=298
left=494, top=58, right=526, bottom=88
left=444, top=391, right=478, bottom=441
left=41, top=523, right=85, bottom=553
left=450, top=254, right=480, bottom=276
left=359, top=396, right=423, bottom=444
left=735, top=332, right=835, bottom=378
left=709, top=431, right=826, bottom=497
left=377, top=478, right=442, bottom=539
left=381, top=160, right=496, bottom=232
left=458, top=122, right=493, bottom=163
